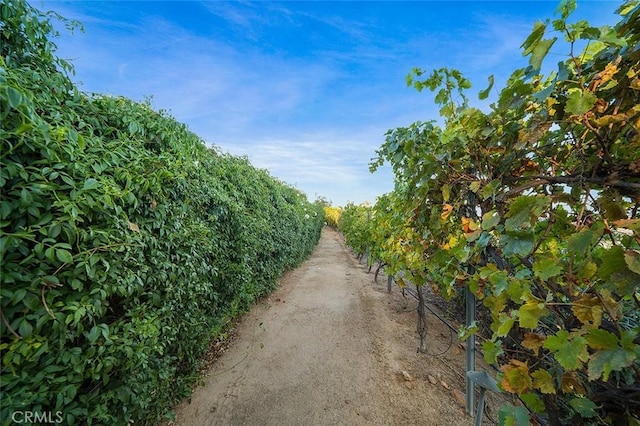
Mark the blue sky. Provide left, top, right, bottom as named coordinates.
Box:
left=35, top=1, right=622, bottom=206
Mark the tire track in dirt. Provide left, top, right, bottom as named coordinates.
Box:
left=170, top=227, right=478, bottom=425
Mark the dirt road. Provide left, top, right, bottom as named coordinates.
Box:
left=171, top=227, right=492, bottom=425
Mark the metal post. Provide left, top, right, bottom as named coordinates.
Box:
left=465, top=286, right=476, bottom=416
left=475, top=388, right=486, bottom=426
left=387, top=275, right=393, bottom=293
left=466, top=370, right=500, bottom=426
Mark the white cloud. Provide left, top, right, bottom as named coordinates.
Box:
left=219, top=128, right=394, bottom=206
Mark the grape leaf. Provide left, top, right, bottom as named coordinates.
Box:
left=501, top=359, right=532, bottom=394
left=483, top=293, right=508, bottom=317
left=480, top=179, right=501, bottom=200
left=505, top=199, right=531, bottom=230
left=599, top=289, right=622, bottom=321
left=522, top=22, right=546, bottom=55
left=572, top=294, right=603, bottom=327
left=566, top=88, right=597, bottom=115
left=502, top=232, right=535, bottom=257
left=518, top=300, right=548, bottom=329
left=588, top=348, right=636, bottom=381
left=531, top=369, right=556, bottom=394
left=505, top=196, right=549, bottom=231
left=479, top=75, right=495, bottom=100
left=497, top=314, right=516, bottom=337
left=533, top=256, right=563, bottom=280
left=481, top=210, right=500, bottom=230
left=576, top=261, right=597, bottom=279
left=556, top=0, right=577, bottom=19
left=482, top=339, right=504, bottom=365
left=624, top=250, right=640, bottom=275
left=620, top=329, right=639, bottom=349
left=520, top=393, right=545, bottom=413
left=529, top=38, right=557, bottom=71
left=488, top=270, right=509, bottom=295
left=597, top=246, right=626, bottom=279
left=562, top=372, right=586, bottom=394
left=543, top=330, right=588, bottom=370
left=570, top=397, right=598, bottom=418
left=567, top=228, right=596, bottom=254
left=498, top=404, right=531, bottom=426
left=522, top=332, right=545, bottom=354
left=506, top=278, right=529, bottom=302
left=586, top=328, right=618, bottom=350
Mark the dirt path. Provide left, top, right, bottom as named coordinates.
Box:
left=171, top=227, right=507, bottom=425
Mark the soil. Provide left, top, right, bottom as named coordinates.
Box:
left=170, top=227, right=514, bottom=426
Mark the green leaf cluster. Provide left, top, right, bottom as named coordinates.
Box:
left=0, top=1, right=324, bottom=424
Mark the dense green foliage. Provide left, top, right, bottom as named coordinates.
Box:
left=345, top=1, right=640, bottom=424
left=0, top=1, right=324, bottom=423
left=337, top=203, right=371, bottom=258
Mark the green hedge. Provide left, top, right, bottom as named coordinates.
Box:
left=0, top=1, right=324, bottom=423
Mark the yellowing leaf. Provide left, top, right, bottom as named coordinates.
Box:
left=562, top=372, right=586, bottom=394
left=518, top=300, right=548, bottom=329
left=591, top=60, right=620, bottom=91
left=442, top=235, right=458, bottom=250
left=128, top=221, right=140, bottom=232
left=572, top=294, right=603, bottom=327
left=547, top=97, right=559, bottom=115
left=518, top=122, right=552, bottom=146
left=531, top=369, right=556, bottom=394
left=461, top=217, right=479, bottom=235
left=441, top=184, right=451, bottom=202
left=522, top=332, right=546, bottom=354
left=397, top=277, right=406, bottom=289
left=576, top=261, right=597, bottom=280
left=595, top=112, right=630, bottom=127
left=441, top=203, right=453, bottom=221
left=612, top=218, right=640, bottom=233
left=500, top=359, right=532, bottom=394
left=599, top=289, right=622, bottom=321
left=624, top=250, right=640, bottom=275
